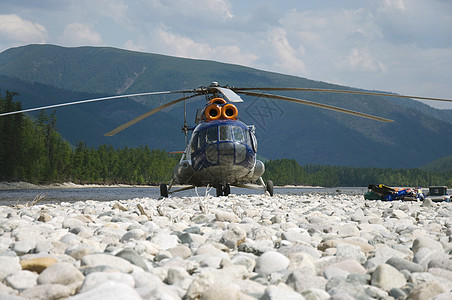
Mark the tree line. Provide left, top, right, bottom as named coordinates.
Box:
left=0, top=91, right=178, bottom=184
left=263, top=159, right=452, bottom=187
left=1, top=91, right=451, bottom=187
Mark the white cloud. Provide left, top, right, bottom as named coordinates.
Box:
left=184, top=0, right=234, bottom=19
left=153, top=27, right=211, bottom=58
left=125, top=0, right=234, bottom=37
left=76, top=0, right=131, bottom=29
left=375, top=0, right=452, bottom=48
left=123, top=38, right=147, bottom=53
left=266, top=27, right=307, bottom=75
left=0, top=14, right=48, bottom=43
left=139, top=0, right=233, bottom=20
left=60, top=23, right=103, bottom=46
left=381, top=0, right=407, bottom=11
left=346, top=48, right=385, bottom=73
left=213, top=45, right=258, bottom=66
left=273, top=8, right=385, bottom=81
left=145, top=26, right=258, bottom=66
left=98, top=0, right=130, bottom=22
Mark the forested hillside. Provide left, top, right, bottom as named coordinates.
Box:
left=422, top=155, right=452, bottom=172
left=0, top=92, right=178, bottom=184
left=263, top=159, right=452, bottom=187
left=1, top=44, right=452, bottom=169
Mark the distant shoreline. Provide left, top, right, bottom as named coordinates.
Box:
left=0, top=181, right=325, bottom=191
left=0, top=181, right=158, bottom=190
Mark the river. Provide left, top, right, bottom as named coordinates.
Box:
left=0, top=186, right=367, bottom=205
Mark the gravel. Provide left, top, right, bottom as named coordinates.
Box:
left=0, top=193, right=451, bottom=299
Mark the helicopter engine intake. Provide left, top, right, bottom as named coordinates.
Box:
left=205, top=104, right=221, bottom=120
left=222, top=103, right=238, bottom=119
left=204, top=98, right=238, bottom=121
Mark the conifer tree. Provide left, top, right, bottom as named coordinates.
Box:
left=0, top=91, right=23, bottom=179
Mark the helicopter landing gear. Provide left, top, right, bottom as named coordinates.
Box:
left=266, top=180, right=274, bottom=196
left=259, top=177, right=274, bottom=196
left=216, top=184, right=231, bottom=196
left=160, top=184, right=169, bottom=198
left=224, top=184, right=231, bottom=196
left=216, top=184, right=222, bottom=197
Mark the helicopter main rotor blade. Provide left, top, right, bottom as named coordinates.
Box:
left=233, top=87, right=452, bottom=103
left=104, top=93, right=201, bottom=136
left=0, top=90, right=194, bottom=117
left=237, top=91, right=394, bottom=123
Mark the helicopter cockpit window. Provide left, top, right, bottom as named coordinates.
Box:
left=190, top=132, right=198, bottom=153
left=245, top=129, right=251, bottom=146
left=250, top=131, right=257, bottom=152
left=197, top=131, right=205, bottom=149
left=197, top=125, right=248, bottom=147
left=219, top=125, right=232, bottom=141
left=206, top=127, right=218, bottom=143
left=232, top=127, right=245, bottom=142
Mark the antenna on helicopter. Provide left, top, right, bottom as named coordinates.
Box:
left=181, top=99, right=190, bottom=145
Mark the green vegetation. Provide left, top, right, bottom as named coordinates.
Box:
left=422, top=155, right=452, bottom=172
left=68, top=143, right=178, bottom=184
left=1, top=92, right=451, bottom=187
left=0, top=91, right=71, bottom=182
left=263, top=159, right=452, bottom=187
left=0, top=92, right=178, bottom=184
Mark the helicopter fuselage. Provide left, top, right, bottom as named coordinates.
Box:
left=172, top=119, right=265, bottom=188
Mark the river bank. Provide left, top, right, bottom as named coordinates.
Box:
left=0, top=182, right=158, bottom=190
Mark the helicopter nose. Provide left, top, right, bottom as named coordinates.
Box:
left=219, top=143, right=234, bottom=165
left=206, top=142, right=246, bottom=165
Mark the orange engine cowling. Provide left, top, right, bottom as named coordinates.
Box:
left=205, top=104, right=222, bottom=120
left=204, top=98, right=239, bottom=121
left=209, top=98, right=227, bottom=105
left=222, top=103, right=238, bottom=120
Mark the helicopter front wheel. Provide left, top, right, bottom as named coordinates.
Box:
left=215, top=184, right=231, bottom=196
left=224, top=184, right=231, bottom=196
left=216, top=184, right=223, bottom=197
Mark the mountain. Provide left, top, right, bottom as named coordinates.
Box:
left=1, top=44, right=452, bottom=168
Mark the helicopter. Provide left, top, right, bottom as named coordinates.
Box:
left=1, top=82, right=451, bottom=197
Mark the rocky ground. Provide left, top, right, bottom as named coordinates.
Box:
left=0, top=193, right=451, bottom=300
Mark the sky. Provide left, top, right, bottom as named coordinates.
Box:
left=0, top=0, right=451, bottom=109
